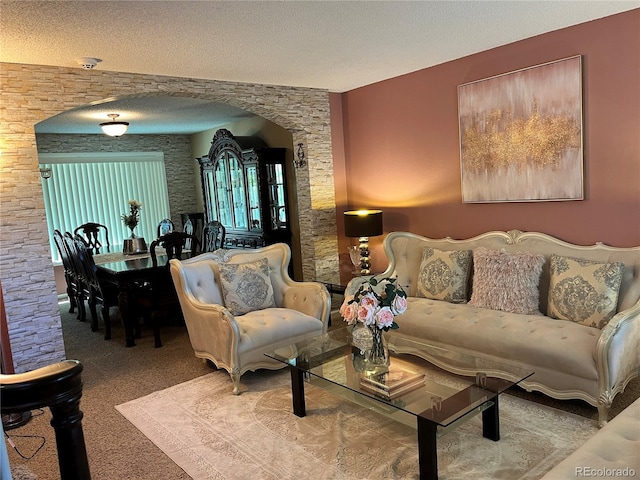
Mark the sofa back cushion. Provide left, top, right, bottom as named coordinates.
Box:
left=469, top=247, right=545, bottom=315
left=381, top=231, right=640, bottom=316
left=179, top=260, right=224, bottom=305
left=416, top=247, right=472, bottom=303
left=547, top=254, right=625, bottom=329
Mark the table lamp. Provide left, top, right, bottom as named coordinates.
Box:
left=344, top=209, right=383, bottom=275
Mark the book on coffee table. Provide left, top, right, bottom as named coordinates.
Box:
left=360, top=367, right=425, bottom=400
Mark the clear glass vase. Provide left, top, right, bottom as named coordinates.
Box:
left=366, top=325, right=390, bottom=374
left=351, top=324, right=389, bottom=374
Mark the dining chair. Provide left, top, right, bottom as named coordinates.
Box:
left=62, top=232, right=88, bottom=323
left=53, top=229, right=80, bottom=315
left=138, top=231, right=201, bottom=347
left=201, top=221, right=226, bottom=252
left=180, top=213, right=204, bottom=247
left=150, top=231, right=200, bottom=267
left=73, top=234, right=120, bottom=340
left=183, top=218, right=195, bottom=253
left=74, top=222, right=110, bottom=254
left=157, top=218, right=174, bottom=238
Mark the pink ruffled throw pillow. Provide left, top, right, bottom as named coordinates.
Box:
left=469, top=247, right=545, bottom=315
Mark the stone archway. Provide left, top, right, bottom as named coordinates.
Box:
left=37, top=93, right=309, bottom=279
left=0, top=63, right=339, bottom=372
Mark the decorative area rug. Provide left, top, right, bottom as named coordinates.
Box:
left=116, top=369, right=597, bottom=480
left=11, top=465, right=38, bottom=480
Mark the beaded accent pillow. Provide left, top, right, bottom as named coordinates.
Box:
left=469, top=247, right=545, bottom=315
left=218, top=257, right=276, bottom=316
left=417, top=247, right=472, bottom=303
left=547, top=254, right=624, bottom=329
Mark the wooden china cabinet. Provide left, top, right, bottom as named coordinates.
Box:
left=197, top=129, right=290, bottom=249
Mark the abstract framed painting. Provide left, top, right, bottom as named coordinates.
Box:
left=458, top=55, right=583, bottom=203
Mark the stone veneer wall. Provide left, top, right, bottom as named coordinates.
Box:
left=0, top=63, right=339, bottom=372
left=36, top=134, right=198, bottom=230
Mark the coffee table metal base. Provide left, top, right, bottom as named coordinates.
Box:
left=287, top=365, right=501, bottom=480
left=291, top=366, right=306, bottom=417
left=416, top=396, right=499, bottom=479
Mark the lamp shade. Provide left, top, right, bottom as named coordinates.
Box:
left=344, top=210, right=383, bottom=238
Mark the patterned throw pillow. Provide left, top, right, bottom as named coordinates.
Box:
left=547, top=254, right=624, bottom=329
left=218, top=257, right=276, bottom=316
left=469, top=248, right=545, bottom=315
left=417, top=247, right=472, bottom=303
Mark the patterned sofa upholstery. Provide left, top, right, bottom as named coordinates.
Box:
left=541, top=397, right=639, bottom=479
left=170, top=243, right=330, bottom=394
left=346, top=230, right=640, bottom=425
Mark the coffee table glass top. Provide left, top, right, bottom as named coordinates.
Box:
left=266, top=327, right=533, bottom=429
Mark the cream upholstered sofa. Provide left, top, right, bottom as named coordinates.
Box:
left=346, top=230, right=640, bottom=425
left=169, top=243, right=330, bottom=394
left=541, top=397, right=639, bottom=479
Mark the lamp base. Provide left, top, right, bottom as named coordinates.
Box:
left=358, top=236, right=371, bottom=275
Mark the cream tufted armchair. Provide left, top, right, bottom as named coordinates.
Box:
left=169, top=243, right=330, bottom=394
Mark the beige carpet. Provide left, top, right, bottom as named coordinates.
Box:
left=116, top=368, right=598, bottom=480
left=9, top=465, right=37, bottom=480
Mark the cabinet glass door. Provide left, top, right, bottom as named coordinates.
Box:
left=246, top=165, right=261, bottom=231
left=266, top=164, right=287, bottom=230
left=228, top=154, right=247, bottom=230
left=203, top=170, right=219, bottom=223
left=214, top=156, right=232, bottom=226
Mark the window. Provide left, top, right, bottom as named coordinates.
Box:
left=39, top=152, right=170, bottom=263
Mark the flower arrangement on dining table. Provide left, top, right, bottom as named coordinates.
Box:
left=340, top=276, right=408, bottom=366
left=121, top=199, right=142, bottom=237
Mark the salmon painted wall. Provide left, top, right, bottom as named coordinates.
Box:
left=333, top=9, right=640, bottom=279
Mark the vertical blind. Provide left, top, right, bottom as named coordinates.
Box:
left=40, top=152, right=170, bottom=263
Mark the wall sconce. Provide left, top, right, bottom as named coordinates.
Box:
left=100, top=113, right=129, bottom=137
left=39, top=167, right=52, bottom=179
left=344, top=209, right=383, bottom=275
left=295, top=143, right=306, bottom=168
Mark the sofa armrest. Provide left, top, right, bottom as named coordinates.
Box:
left=176, top=290, right=241, bottom=362
left=540, top=398, right=640, bottom=479
left=282, top=282, right=331, bottom=332
left=596, top=300, right=640, bottom=404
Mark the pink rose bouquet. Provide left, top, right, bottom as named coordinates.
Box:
left=340, top=276, right=408, bottom=331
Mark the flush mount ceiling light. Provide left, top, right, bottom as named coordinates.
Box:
left=100, top=114, right=129, bottom=137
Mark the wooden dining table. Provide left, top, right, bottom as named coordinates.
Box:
left=94, top=250, right=170, bottom=347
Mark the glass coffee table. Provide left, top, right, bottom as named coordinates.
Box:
left=265, top=327, right=533, bottom=480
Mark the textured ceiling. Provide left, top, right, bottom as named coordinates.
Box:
left=35, top=96, right=256, bottom=135
left=2, top=0, right=637, bottom=134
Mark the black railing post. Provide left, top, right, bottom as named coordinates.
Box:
left=1, top=359, right=91, bottom=480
